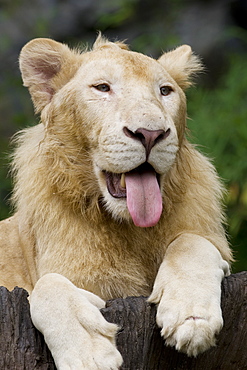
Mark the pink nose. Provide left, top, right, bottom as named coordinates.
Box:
left=123, top=127, right=170, bottom=158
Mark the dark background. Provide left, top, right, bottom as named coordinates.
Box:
left=0, top=0, right=246, bottom=272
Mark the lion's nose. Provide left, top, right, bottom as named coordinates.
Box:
left=123, top=127, right=170, bottom=158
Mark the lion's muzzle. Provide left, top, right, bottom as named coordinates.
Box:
left=123, top=127, right=171, bottom=160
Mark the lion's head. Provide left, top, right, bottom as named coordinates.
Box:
left=19, top=35, right=202, bottom=228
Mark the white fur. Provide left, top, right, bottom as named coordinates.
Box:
left=149, top=234, right=230, bottom=356
left=30, top=274, right=122, bottom=369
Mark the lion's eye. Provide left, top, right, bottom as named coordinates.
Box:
left=160, top=86, right=173, bottom=96
left=93, top=84, right=110, bottom=92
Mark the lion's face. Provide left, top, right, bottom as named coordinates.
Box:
left=72, top=48, right=184, bottom=227
left=19, top=36, right=202, bottom=227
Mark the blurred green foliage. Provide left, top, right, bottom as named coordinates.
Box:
left=0, top=78, right=34, bottom=220
left=187, top=54, right=247, bottom=272
left=96, top=0, right=138, bottom=29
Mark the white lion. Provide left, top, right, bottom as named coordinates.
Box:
left=0, top=34, right=232, bottom=369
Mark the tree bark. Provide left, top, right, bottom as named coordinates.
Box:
left=0, top=272, right=246, bottom=370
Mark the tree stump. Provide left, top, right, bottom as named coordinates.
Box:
left=0, top=272, right=246, bottom=369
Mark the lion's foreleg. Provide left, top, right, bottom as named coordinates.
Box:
left=30, top=273, right=123, bottom=369
left=149, top=233, right=230, bottom=357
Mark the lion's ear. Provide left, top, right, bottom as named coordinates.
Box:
left=19, top=38, right=81, bottom=112
left=158, top=45, right=203, bottom=90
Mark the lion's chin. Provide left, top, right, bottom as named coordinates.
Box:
left=103, top=163, right=163, bottom=228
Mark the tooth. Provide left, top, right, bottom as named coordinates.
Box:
left=120, top=173, right=126, bottom=188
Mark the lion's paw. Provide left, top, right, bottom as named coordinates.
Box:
left=55, top=326, right=123, bottom=370
left=30, top=274, right=123, bottom=370
left=156, top=302, right=223, bottom=357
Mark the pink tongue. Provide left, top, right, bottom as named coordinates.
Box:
left=125, top=170, right=162, bottom=227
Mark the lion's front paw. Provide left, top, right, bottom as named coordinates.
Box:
left=30, top=274, right=123, bottom=370
left=156, top=301, right=223, bottom=357
left=55, top=321, right=123, bottom=370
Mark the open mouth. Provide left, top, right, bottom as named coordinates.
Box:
left=103, top=163, right=163, bottom=228
left=104, top=163, right=159, bottom=198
